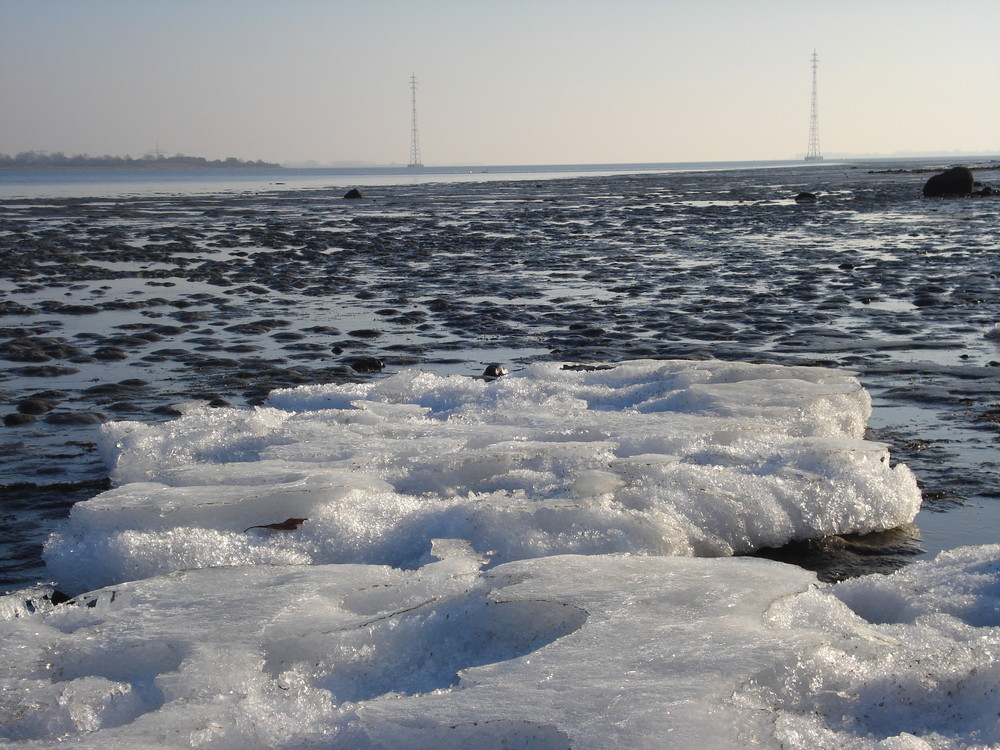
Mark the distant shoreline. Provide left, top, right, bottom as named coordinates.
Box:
left=0, top=166, right=284, bottom=171
left=0, top=153, right=281, bottom=170
left=0, top=165, right=284, bottom=171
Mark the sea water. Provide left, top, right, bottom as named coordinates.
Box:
left=1, top=160, right=999, bottom=747
left=0, top=160, right=805, bottom=198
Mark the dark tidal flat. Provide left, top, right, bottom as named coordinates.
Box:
left=2, top=163, right=999, bottom=588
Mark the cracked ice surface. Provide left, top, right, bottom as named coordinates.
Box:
left=4, top=542, right=1000, bottom=748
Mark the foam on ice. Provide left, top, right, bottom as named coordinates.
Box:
left=44, top=360, right=921, bottom=592
left=4, top=540, right=1000, bottom=748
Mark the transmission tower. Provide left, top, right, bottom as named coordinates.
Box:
left=408, top=74, right=423, bottom=168
left=805, top=50, right=823, bottom=161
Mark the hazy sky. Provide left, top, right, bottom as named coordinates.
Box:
left=2, top=1, right=998, bottom=166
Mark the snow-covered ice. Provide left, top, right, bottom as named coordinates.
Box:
left=3, top=359, right=997, bottom=748
left=45, top=360, right=919, bottom=592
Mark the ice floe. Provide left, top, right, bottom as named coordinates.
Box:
left=45, top=360, right=920, bottom=592
left=5, top=359, right=996, bottom=748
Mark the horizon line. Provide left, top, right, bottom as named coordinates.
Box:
left=282, top=153, right=1000, bottom=169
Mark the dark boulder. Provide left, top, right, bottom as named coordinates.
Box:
left=344, top=188, right=366, bottom=200
left=923, top=166, right=974, bottom=197
left=482, top=363, right=509, bottom=380
left=794, top=192, right=818, bottom=203
left=346, top=356, right=384, bottom=373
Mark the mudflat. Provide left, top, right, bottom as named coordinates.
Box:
left=1, top=164, right=998, bottom=586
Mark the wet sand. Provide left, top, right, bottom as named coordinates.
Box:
left=2, top=163, right=999, bottom=587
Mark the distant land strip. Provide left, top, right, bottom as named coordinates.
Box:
left=0, top=152, right=281, bottom=169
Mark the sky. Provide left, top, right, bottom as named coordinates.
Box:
left=1, top=1, right=998, bottom=166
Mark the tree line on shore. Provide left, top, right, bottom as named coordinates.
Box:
left=0, top=151, right=281, bottom=169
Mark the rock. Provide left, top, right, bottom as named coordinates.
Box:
left=922, top=166, right=974, bottom=197
left=4, top=413, right=36, bottom=427
left=346, top=356, right=384, bottom=373
left=344, top=188, right=366, bottom=200
left=794, top=192, right=818, bottom=203
left=482, top=364, right=509, bottom=380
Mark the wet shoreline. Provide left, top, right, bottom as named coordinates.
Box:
left=2, top=164, right=998, bottom=588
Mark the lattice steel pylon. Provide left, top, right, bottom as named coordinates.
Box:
left=805, top=50, right=823, bottom=161
left=408, top=74, right=423, bottom=168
